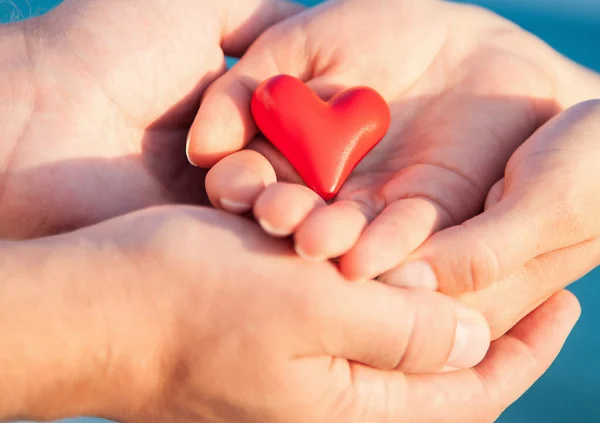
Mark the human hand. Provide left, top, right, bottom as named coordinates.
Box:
left=188, top=0, right=600, bottom=282
left=0, top=0, right=301, bottom=238
left=381, top=100, right=600, bottom=337
left=0, top=206, right=578, bottom=423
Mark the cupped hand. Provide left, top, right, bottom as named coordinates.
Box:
left=382, top=100, right=600, bottom=337
left=14, top=205, right=578, bottom=423
left=0, top=0, right=301, bottom=238
left=188, top=0, right=600, bottom=282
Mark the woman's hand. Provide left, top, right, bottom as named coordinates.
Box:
left=188, top=0, right=600, bottom=283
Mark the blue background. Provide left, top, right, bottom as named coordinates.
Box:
left=2, top=0, right=599, bottom=422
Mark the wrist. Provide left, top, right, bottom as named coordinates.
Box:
left=0, top=234, right=156, bottom=421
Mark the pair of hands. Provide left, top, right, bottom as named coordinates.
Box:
left=190, top=0, right=600, bottom=338
left=0, top=0, right=596, bottom=421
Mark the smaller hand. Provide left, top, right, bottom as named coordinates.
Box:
left=190, top=0, right=600, bottom=282
left=381, top=100, right=600, bottom=336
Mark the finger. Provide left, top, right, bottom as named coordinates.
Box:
left=383, top=190, right=572, bottom=293
left=457, top=237, right=599, bottom=340
left=365, top=163, right=478, bottom=286
left=187, top=11, right=316, bottom=168
left=187, top=6, right=392, bottom=169
left=219, top=0, right=304, bottom=57
left=348, top=290, right=580, bottom=423
left=254, top=183, right=325, bottom=237
left=205, top=150, right=277, bottom=214
left=408, top=290, right=580, bottom=421
left=484, top=178, right=505, bottom=210
left=309, top=280, right=491, bottom=372
left=386, top=102, right=600, bottom=293
left=247, top=137, right=305, bottom=185
left=340, top=197, right=445, bottom=283
left=294, top=201, right=372, bottom=264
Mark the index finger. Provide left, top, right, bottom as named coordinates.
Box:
left=186, top=13, right=314, bottom=168
left=345, top=290, right=580, bottom=423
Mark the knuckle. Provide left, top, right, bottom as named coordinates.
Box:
left=395, top=291, right=456, bottom=372
left=382, top=290, right=416, bottom=370
left=452, top=228, right=501, bottom=292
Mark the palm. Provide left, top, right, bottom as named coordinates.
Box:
left=1, top=0, right=296, bottom=238
left=228, top=0, right=558, bottom=278
left=336, top=24, right=553, bottom=229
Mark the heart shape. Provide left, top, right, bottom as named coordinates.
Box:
left=251, top=75, right=391, bottom=201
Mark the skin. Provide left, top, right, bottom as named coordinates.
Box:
left=190, top=0, right=600, bottom=283
left=188, top=0, right=600, bottom=338
left=0, top=206, right=580, bottom=423
left=0, top=0, right=302, bottom=239
left=389, top=100, right=600, bottom=337
left=0, top=0, right=586, bottom=418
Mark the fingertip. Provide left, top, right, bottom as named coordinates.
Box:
left=258, top=217, right=293, bottom=237
left=340, top=198, right=441, bottom=284
left=254, top=183, right=325, bottom=239
left=294, top=201, right=369, bottom=263
left=379, top=261, right=439, bottom=291
left=219, top=0, right=305, bottom=57
left=187, top=79, right=259, bottom=168
left=185, top=130, right=198, bottom=167
left=446, top=309, right=491, bottom=369
left=561, top=290, right=583, bottom=321
left=516, top=290, right=582, bottom=339
left=205, top=150, right=276, bottom=213
left=295, top=243, right=327, bottom=262
left=379, top=224, right=502, bottom=295
left=338, top=244, right=381, bottom=283
left=220, top=198, right=253, bottom=214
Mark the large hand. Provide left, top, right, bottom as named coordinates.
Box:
left=0, top=206, right=577, bottom=423
left=188, top=0, right=600, bottom=282
left=0, top=0, right=301, bottom=238
left=383, top=100, right=600, bottom=337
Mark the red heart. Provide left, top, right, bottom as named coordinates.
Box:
left=251, top=75, right=391, bottom=201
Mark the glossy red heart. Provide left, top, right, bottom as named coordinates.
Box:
left=251, top=75, right=391, bottom=201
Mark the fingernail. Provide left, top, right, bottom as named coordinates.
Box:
left=439, top=365, right=459, bottom=373
left=389, top=261, right=438, bottom=290
left=447, top=313, right=490, bottom=369
left=258, top=218, right=291, bottom=237
left=220, top=198, right=251, bottom=214
left=295, top=244, right=326, bottom=262
left=185, top=130, right=198, bottom=167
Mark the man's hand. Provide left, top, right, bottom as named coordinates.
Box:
left=0, top=206, right=491, bottom=421
left=0, top=0, right=302, bottom=238
left=384, top=100, right=600, bottom=338
left=0, top=206, right=578, bottom=423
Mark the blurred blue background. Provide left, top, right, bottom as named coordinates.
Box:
left=2, top=0, right=599, bottom=422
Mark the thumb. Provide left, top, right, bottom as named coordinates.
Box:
left=379, top=177, right=582, bottom=293
left=343, top=290, right=580, bottom=423
left=219, top=0, right=304, bottom=57
left=187, top=4, right=336, bottom=167
left=379, top=100, right=600, bottom=293
left=404, top=290, right=578, bottom=423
